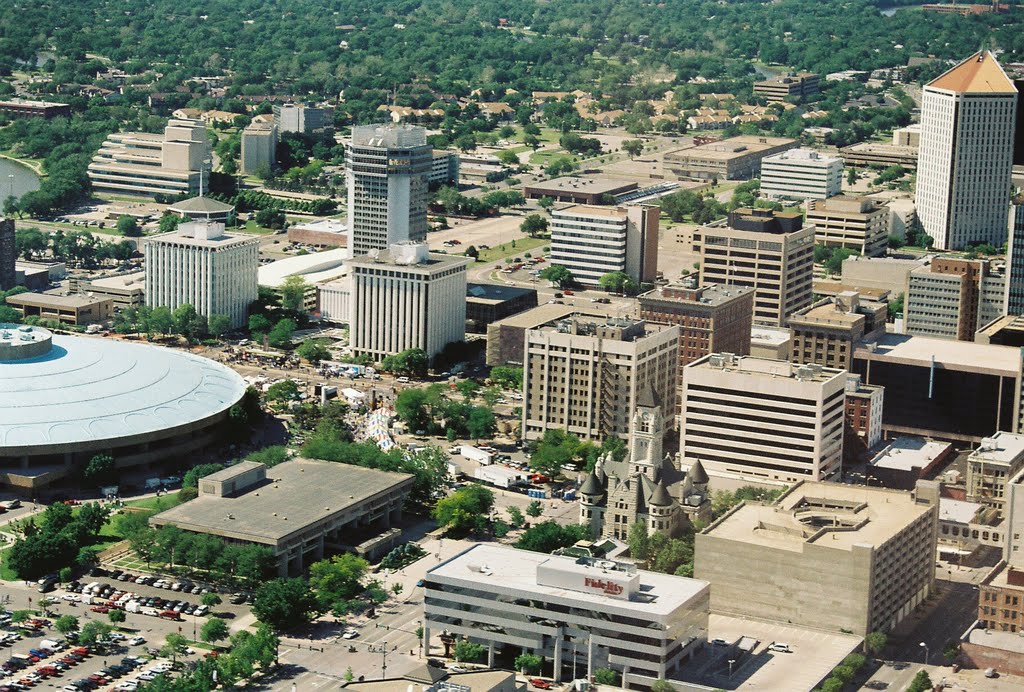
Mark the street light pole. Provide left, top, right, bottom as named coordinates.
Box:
left=728, top=658, right=736, bottom=678
left=919, top=641, right=929, bottom=665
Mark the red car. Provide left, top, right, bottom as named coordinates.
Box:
left=530, top=680, right=552, bottom=690
left=90, top=606, right=109, bottom=614
left=159, top=610, right=182, bottom=621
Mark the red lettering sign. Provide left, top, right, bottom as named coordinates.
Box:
left=584, top=577, right=624, bottom=596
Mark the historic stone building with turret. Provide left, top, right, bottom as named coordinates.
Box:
left=579, top=385, right=710, bottom=540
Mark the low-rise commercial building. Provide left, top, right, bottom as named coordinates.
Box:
left=88, top=119, right=211, bottom=198
left=753, top=73, right=820, bottom=102
left=523, top=316, right=679, bottom=443
left=976, top=314, right=1024, bottom=347
left=287, top=219, right=348, bottom=248
left=522, top=177, right=638, bottom=205
left=423, top=544, right=710, bottom=687
left=664, top=136, right=798, bottom=181
left=966, top=432, right=1024, bottom=515
left=845, top=374, right=885, bottom=458
left=760, top=148, right=843, bottom=201
left=4, top=293, right=112, bottom=326
left=349, top=243, right=469, bottom=360
left=841, top=254, right=930, bottom=296
left=905, top=257, right=1005, bottom=341
left=789, top=292, right=887, bottom=370
left=869, top=437, right=953, bottom=490
left=806, top=196, right=890, bottom=257
left=840, top=141, right=919, bottom=170
left=749, top=325, right=792, bottom=360
left=681, top=354, right=847, bottom=485
left=0, top=98, right=71, bottom=120
left=699, top=207, right=815, bottom=326
left=695, top=481, right=938, bottom=635
left=465, top=283, right=538, bottom=334
left=80, top=272, right=146, bottom=310
left=979, top=562, right=1024, bottom=633
left=151, top=459, right=413, bottom=576
left=853, top=334, right=1024, bottom=442
left=273, top=102, right=333, bottom=134
left=549, top=204, right=659, bottom=286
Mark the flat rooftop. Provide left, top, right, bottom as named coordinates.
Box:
left=870, top=436, right=952, bottom=472
left=666, top=135, right=797, bottom=161
left=982, top=563, right=1024, bottom=596
left=258, top=248, right=349, bottom=288
left=689, top=353, right=843, bottom=383
left=704, top=481, right=932, bottom=553
left=524, top=176, right=637, bottom=194
left=789, top=300, right=866, bottom=328
left=466, top=282, right=536, bottom=304
left=639, top=283, right=753, bottom=307
left=429, top=543, right=708, bottom=617
left=968, top=431, right=1024, bottom=465
left=151, top=459, right=413, bottom=544
left=551, top=203, right=628, bottom=219
left=855, top=333, right=1022, bottom=376
left=88, top=272, right=146, bottom=290
left=751, top=325, right=792, bottom=346
left=0, top=98, right=69, bottom=108
left=940, top=497, right=984, bottom=525
left=5, top=292, right=108, bottom=308
left=490, top=303, right=577, bottom=329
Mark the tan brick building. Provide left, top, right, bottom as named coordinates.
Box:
left=789, top=292, right=888, bottom=370
left=806, top=196, right=890, bottom=258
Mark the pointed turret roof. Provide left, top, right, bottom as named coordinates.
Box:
left=688, top=459, right=709, bottom=485
left=580, top=471, right=603, bottom=496
left=649, top=480, right=673, bottom=507
left=928, top=51, right=1016, bottom=95
left=636, top=382, right=660, bottom=409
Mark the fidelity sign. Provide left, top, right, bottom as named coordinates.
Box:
left=537, top=560, right=638, bottom=600
left=584, top=577, right=624, bottom=596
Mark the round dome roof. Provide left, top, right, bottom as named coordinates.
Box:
left=0, top=331, right=247, bottom=454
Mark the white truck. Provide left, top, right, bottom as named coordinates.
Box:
left=474, top=466, right=528, bottom=489
left=461, top=445, right=495, bottom=465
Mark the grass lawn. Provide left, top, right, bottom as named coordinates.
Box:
left=512, top=126, right=560, bottom=145
left=239, top=220, right=279, bottom=235
left=123, top=494, right=184, bottom=513
left=0, top=546, right=18, bottom=581
left=473, top=237, right=548, bottom=264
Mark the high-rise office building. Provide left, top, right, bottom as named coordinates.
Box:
left=88, top=119, right=211, bottom=198
left=522, top=316, right=679, bottom=443
left=681, top=354, right=846, bottom=484
left=240, top=122, right=277, bottom=176
left=915, top=51, right=1017, bottom=250
left=549, top=204, right=659, bottom=286
left=905, top=257, right=1005, bottom=340
left=145, top=221, right=259, bottom=329
left=346, top=125, right=431, bottom=256
left=348, top=243, right=469, bottom=360
left=806, top=196, right=890, bottom=258
left=0, top=217, right=15, bottom=291
left=1006, top=202, right=1024, bottom=315
left=699, top=207, right=814, bottom=326
left=759, top=148, right=843, bottom=201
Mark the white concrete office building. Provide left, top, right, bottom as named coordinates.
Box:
left=915, top=51, right=1018, bottom=250
left=88, top=119, right=211, bottom=198
left=549, top=204, right=659, bottom=286
left=348, top=243, right=469, bottom=360
left=272, top=102, right=333, bottom=134
left=423, top=544, right=709, bottom=688
left=681, top=353, right=846, bottom=484
left=145, top=221, right=259, bottom=329
left=760, top=148, right=843, bottom=201
left=346, top=125, right=432, bottom=256
left=240, top=122, right=277, bottom=175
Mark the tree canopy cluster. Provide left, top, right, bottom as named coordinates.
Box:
left=7, top=502, right=110, bottom=580
left=395, top=383, right=497, bottom=441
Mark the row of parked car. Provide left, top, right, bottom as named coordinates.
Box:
left=106, top=569, right=213, bottom=595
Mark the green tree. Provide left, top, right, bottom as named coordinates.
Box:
left=201, top=592, right=223, bottom=609
left=380, top=348, right=429, bottom=377
left=160, top=632, right=189, bottom=665
left=208, top=314, right=232, bottom=339
left=248, top=313, right=273, bottom=335
left=83, top=453, right=116, bottom=486
left=497, top=149, right=520, bottom=166
left=280, top=275, right=308, bottom=313
left=515, top=522, right=591, bottom=553
left=254, top=207, right=286, bottom=230
left=158, top=213, right=180, bottom=234
left=515, top=653, right=543, bottom=674
left=54, top=615, right=79, bottom=637
left=520, top=214, right=548, bottom=237
left=598, top=270, right=638, bottom=295
left=201, top=617, right=230, bottom=644
left=628, top=520, right=651, bottom=562
left=454, top=639, right=486, bottom=662
left=537, top=196, right=555, bottom=211
left=622, top=140, right=644, bottom=159
left=539, top=264, right=574, bottom=288
left=507, top=505, right=525, bottom=529
left=434, top=484, right=494, bottom=537
left=906, top=670, right=933, bottom=692
left=466, top=406, right=496, bottom=441
left=78, top=621, right=113, bottom=647
left=296, top=339, right=330, bottom=363
left=651, top=681, right=676, bottom=692
left=489, top=366, right=523, bottom=389
left=821, top=679, right=844, bottom=692
left=117, top=215, right=141, bottom=237
left=308, top=553, right=369, bottom=611
left=266, top=379, right=300, bottom=403
left=594, top=669, right=620, bottom=685
left=526, top=500, right=543, bottom=518
left=108, top=608, right=126, bottom=624
left=267, top=318, right=297, bottom=348
left=15, top=228, right=48, bottom=260
left=252, top=578, right=318, bottom=632
left=847, top=168, right=857, bottom=186
left=864, top=631, right=888, bottom=657
left=183, top=463, right=225, bottom=489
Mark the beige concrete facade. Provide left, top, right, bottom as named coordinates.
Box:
left=806, top=196, right=890, bottom=257
left=663, top=136, right=798, bottom=181
left=790, top=292, right=887, bottom=371
left=522, top=316, right=679, bottom=443
left=695, top=481, right=938, bottom=635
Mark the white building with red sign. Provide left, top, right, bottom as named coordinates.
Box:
left=423, top=544, right=709, bottom=688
